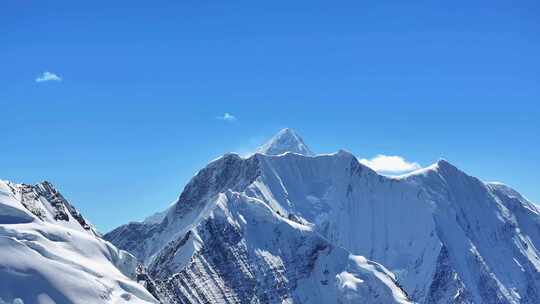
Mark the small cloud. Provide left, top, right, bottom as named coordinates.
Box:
left=217, top=113, right=237, bottom=122
left=359, top=154, right=421, bottom=174
left=35, top=71, right=62, bottom=82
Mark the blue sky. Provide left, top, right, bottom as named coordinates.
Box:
left=1, top=1, right=539, bottom=232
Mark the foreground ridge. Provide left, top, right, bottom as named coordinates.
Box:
left=0, top=180, right=158, bottom=304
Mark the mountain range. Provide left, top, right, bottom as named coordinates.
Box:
left=2, top=129, right=539, bottom=304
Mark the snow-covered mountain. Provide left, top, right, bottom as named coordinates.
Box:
left=0, top=180, right=158, bottom=304
left=105, top=128, right=540, bottom=304
left=105, top=131, right=410, bottom=303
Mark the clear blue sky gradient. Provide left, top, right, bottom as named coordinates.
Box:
left=1, top=1, right=539, bottom=232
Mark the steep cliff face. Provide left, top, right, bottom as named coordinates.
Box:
left=0, top=180, right=158, bottom=304
left=106, top=129, right=540, bottom=304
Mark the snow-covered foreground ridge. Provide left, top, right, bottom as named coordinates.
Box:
left=106, top=129, right=540, bottom=304
left=0, top=180, right=158, bottom=304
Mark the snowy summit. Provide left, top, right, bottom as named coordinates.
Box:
left=256, top=128, right=315, bottom=156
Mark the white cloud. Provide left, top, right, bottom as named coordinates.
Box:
left=359, top=154, right=421, bottom=174
left=35, top=71, right=62, bottom=82
left=217, top=112, right=237, bottom=122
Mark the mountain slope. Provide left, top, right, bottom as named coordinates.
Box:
left=0, top=180, right=158, bottom=304
left=149, top=190, right=410, bottom=303
left=106, top=153, right=411, bottom=303
left=107, top=129, right=540, bottom=304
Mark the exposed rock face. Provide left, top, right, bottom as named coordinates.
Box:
left=106, top=129, right=540, bottom=304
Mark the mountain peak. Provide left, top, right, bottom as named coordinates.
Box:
left=256, top=128, right=314, bottom=156
left=434, top=158, right=461, bottom=174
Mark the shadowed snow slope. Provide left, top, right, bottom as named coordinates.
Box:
left=106, top=130, right=540, bottom=304
left=0, top=180, right=158, bottom=304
